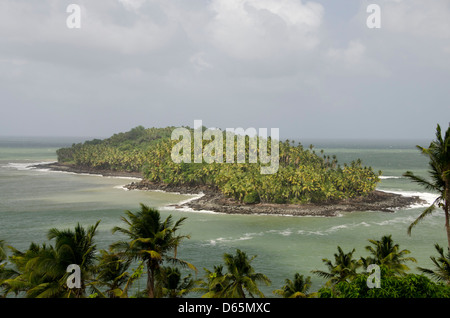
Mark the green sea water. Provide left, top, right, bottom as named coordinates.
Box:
left=0, top=137, right=444, bottom=296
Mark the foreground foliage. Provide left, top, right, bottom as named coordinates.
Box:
left=1, top=207, right=450, bottom=298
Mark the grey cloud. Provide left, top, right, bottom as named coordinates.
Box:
left=0, top=0, right=449, bottom=139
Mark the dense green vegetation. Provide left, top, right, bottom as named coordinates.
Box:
left=56, top=125, right=381, bottom=204
left=1, top=206, right=450, bottom=298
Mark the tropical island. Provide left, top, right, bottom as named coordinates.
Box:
left=34, top=125, right=422, bottom=216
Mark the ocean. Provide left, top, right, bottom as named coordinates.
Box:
left=0, top=136, right=444, bottom=296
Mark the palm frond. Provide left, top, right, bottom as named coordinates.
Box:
left=407, top=199, right=440, bottom=236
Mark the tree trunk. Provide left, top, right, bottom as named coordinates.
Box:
left=446, top=180, right=450, bottom=252
left=147, top=265, right=155, bottom=298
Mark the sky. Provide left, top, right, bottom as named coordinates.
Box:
left=0, top=0, right=449, bottom=140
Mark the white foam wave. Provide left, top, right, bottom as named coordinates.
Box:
left=379, top=189, right=439, bottom=207
left=114, top=185, right=129, bottom=191
left=379, top=176, right=402, bottom=179
left=104, top=176, right=142, bottom=181
left=373, top=216, right=416, bottom=227
left=159, top=193, right=220, bottom=214
left=3, top=161, right=55, bottom=171
left=208, top=233, right=261, bottom=245
left=4, top=161, right=143, bottom=183
left=177, top=193, right=205, bottom=205
left=295, top=222, right=372, bottom=237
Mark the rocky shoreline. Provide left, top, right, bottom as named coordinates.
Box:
left=33, top=162, right=425, bottom=217
left=32, top=162, right=144, bottom=179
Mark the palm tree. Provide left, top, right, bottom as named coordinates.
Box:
left=46, top=221, right=100, bottom=297
left=194, top=265, right=227, bottom=298
left=0, top=240, right=18, bottom=297
left=360, top=235, right=416, bottom=276
left=418, top=243, right=450, bottom=285
left=91, top=248, right=132, bottom=298
left=219, top=249, right=271, bottom=298
left=3, top=222, right=100, bottom=298
left=403, top=124, right=450, bottom=248
left=111, top=204, right=195, bottom=298
left=312, top=246, right=361, bottom=285
left=273, top=273, right=316, bottom=298
left=4, top=243, right=59, bottom=297
left=156, top=266, right=195, bottom=298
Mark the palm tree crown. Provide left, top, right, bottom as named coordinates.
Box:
left=404, top=124, right=450, bottom=248
left=111, top=204, right=194, bottom=298
left=361, top=235, right=416, bottom=275
left=312, top=246, right=361, bottom=285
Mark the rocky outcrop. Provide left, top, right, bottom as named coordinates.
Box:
left=33, top=162, right=425, bottom=217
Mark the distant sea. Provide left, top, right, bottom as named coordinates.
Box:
left=0, top=136, right=443, bottom=296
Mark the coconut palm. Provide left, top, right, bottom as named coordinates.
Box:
left=219, top=249, right=271, bottom=298
left=273, top=273, right=315, bottom=298
left=194, top=265, right=227, bottom=298
left=403, top=124, right=450, bottom=248
left=312, top=246, right=361, bottom=285
left=90, top=248, right=132, bottom=298
left=3, top=222, right=100, bottom=298
left=0, top=240, right=19, bottom=297
left=4, top=243, right=61, bottom=297
left=360, top=235, right=416, bottom=276
left=156, top=266, right=195, bottom=298
left=46, top=221, right=100, bottom=297
left=418, top=243, right=450, bottom=285
left=111, top=204, right=195, bottom=298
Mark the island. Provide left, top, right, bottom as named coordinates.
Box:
left=34, top=126, right=423, bottom=216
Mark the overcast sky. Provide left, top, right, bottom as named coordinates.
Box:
left=0, top=0, right=449, bottom=140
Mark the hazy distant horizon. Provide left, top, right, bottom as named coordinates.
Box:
left=0, top=133, right=434, bottom=149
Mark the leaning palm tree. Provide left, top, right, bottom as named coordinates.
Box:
left=403, top=124, right=450, bottom=248
left=46, top=221, right=100, bottom=297
left=219, top=249, right=271, bottom=298
left=273, top=273, right=316, bottom=298
left=311, top=246, right=361, bottom=286
left=360, top=235, right=416, bottom=276
left=111, top=204, right=195, bottom=298
left=418, top=243, right=450, bottom=285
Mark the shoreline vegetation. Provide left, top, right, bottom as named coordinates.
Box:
left=33, top=161, right=423, bottom=216
left=35, top=125, right=425, bottom=216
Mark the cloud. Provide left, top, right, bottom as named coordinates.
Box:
left=380, top=0, right=450, bottom=39
left=324, top=40, right=391, bottom=77
left=118, top=0, right=147, bottom=11
left=0, top=1, right=448, bottom=139
left=207, top=0, right=324, bottom=60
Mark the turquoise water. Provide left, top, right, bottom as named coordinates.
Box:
left=0, top=137, right=444, bottom=296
